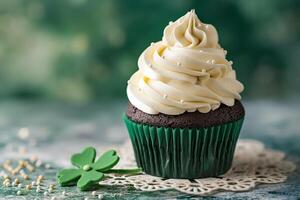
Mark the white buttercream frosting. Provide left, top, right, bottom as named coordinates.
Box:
left=127, top=10, right=244, bottom=115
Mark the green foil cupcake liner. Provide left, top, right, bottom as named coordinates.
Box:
left=123, top=114, right=244, bottom=179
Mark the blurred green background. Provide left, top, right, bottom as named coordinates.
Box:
left=0, top=0, right=299, bottom=102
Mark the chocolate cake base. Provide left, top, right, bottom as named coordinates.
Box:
left=126, top=101, right=245, bottom=128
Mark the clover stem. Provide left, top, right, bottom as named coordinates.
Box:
left=105, top=168, right=142, bottom=175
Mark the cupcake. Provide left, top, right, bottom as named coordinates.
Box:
left=124, top=10, right=244, bottom=179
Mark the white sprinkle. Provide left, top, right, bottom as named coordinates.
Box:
left=163, top=94, right=168, bottom=99
left=31, top=181, right=36, bottom=186
left=206, top=60, right=211, bottom=64
left=36, top=188, right=41, bottom=193
left=62, top=191, right=66, bottom=196
left=51, top=197, right=57, bottom=200
left=48, top=188, right=53, bottom=193
left=98, top=194, right=104, bottom=199
left=180, top=100, right=184, bottom=104
left=229, top=61, right=233, bottom=65
left=18, top=128, right=30, bottom=140
left=211, top=59, right=216, bottom=64
left=84, top=197, right=89, bottom=200
left=44, top=191, right=48, bottom=196
left=17, top=190, right=22, bottom=195
left=169, top=21, right=173, bottom=25
left=45, top=164, right=51, bottom=169
left=224, top=50, right=227, bottom=55
left=12, top=182, right=17, bottom=187
left=177, top=62, right=181, bottom=66
left=151, top=42, right=154, bottom=46
left=35, top=160, right=42, bottom=167
left=5, top=182, right=11, bottom=187
left=205, top=24, right=210, bottom=29
left=92, top=191, right=97, bottom=196
left=17, top=183, right=22, bottom=188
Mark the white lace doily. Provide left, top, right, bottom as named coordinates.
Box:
left=99, top=139, right=296, bottom=196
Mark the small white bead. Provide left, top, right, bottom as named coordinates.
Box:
left=62, top=191, right=66, bottom=196
left=35, top=160, right=42, bottom=167
left=31, top=181, right=36, bottom=186
left=12, top=182, right=17, bottom=187
left=163, top=94, right=167, bottom=99
left=211, top=59, right=216, bottom=64
left=98, top=194, right=104, bottom=199
left=84, top=197, right=89, bottom=200
left=224, top=50, right=227, bottom=55
left=44, top=191, right=48, bottom=196
left=18, top=128, right=30, bottom=140
left=48, top=188, right=53, bottom=193
left=229, top=61, right=233, bottom=65
left=18, top=183, right=23, bottom=188
left=45, top=164, right=51, bottom=169
left=36, top=188, right=41, bottom=193
left=151, top=42, right=154, bottom=46
left=169, top=21, right=173, bottom=25
left=17, top=190, right=22, bottom=195
left=180, top=100, right=184, bottom=104
left=51, top=197, right=57, bottom=200
left=92, top=191, right=97, bottom=196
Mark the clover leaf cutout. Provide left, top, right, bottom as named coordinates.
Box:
left=57, top=147, right=119, bottom=191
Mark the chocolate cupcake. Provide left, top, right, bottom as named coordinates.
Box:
left=124, top=10, right=245, bottom=179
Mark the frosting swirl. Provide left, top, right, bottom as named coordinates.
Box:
left=127, top=10, right=244, bottom=115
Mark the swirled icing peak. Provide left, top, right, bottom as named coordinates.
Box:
left=127, top=10, right=244, bottom=115
left=163, top=9, right=218, bottom=48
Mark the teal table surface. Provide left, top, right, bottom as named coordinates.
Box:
left=0, top=100, right=299, bottom=199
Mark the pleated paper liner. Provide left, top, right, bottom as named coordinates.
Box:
left=123, top=114, right=244, bottom=179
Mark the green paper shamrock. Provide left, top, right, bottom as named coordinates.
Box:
left=57, top=147, right=141, bottom=191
